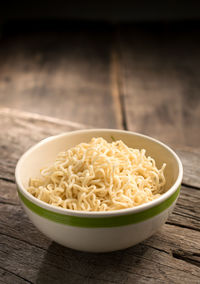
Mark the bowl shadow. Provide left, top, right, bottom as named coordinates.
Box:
left=36, top=241, right=149, bottom=284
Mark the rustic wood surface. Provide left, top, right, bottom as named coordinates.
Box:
left=0, top=26, right=122, bottom=129
left=0, top=22, right=200, bottom=148
left=117, top=23, right=200, bottom=149
left=0, top=22, right=200, bottom=284
left=0, top=108, right=199, bottom=284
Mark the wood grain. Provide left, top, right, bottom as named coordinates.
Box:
left=0, top=267, right=30, bottom=284
left=0, top=206, right=199, bottom=284
left=0, top=108, right=84, bottom=183
left=0, top=28, right=122, bottom=128
left=0, top=23, right=200, bottom=149
left=0, top=108, right=199, bottom=188
left=0, top=109, right=199, bottom=283
left=168, top=185, right=200, bottom=231
left=118, top=23, right=200, bottom=149
left=1, top=22, right=200, bottom=284
left=177, top=148, right=200, bottom=189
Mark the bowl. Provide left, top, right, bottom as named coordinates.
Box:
left=15, top=129, right=183, bottom=252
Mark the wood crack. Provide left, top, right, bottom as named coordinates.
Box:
left=172, top=211, right=200, bottom=222
left=181, top=182, right=200, bottom=190
left=172, top=252, right=200, bottom=268
left=0, top=176, right=15, bottom=184
left=118, top=268, right=161, bottom=281
left=125, top=244, right=200, bottom=275
left=0, top=200, right=19, bottom=206
left=145, top=244, right=169, bottom=255
left=166, top=221, right=200, bottom=232
left=0, top=107, right=90, bottom=129
left=0, top=232, right=47, bottom=252
left=0, top=266, right=33, bottom=284
left=112, top=34, right=127, bottom=130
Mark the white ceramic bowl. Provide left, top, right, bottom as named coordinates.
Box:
left=15, top=129, right=183, bottom=252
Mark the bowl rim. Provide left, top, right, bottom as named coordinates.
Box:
left=15, top=129, right=183, bottom=218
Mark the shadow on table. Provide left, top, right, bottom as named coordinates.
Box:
left=36, top=241, right=148, bottom=284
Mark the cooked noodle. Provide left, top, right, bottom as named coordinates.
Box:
left=27, top=137, right=166, bottom=211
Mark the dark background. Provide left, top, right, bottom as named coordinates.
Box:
left=1, top=1, right=200, bottom=22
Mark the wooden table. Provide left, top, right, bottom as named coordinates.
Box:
left=0, top=22, right=200, bottom=283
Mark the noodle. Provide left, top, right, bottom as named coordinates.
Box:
left=27, top=137, right=166, bottom=211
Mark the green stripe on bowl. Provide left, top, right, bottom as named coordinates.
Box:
left=18, top=186, right=180, bottom=228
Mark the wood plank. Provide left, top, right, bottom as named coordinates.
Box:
left=0, top=109, right=200, bottom=283
left=0, top=108, right=85, bottom=182
left=0, top=27, right=122, bottom=128
left=0, top=267, right=31, bottom=284
left=177, top=148, right=200, bottom=189
left=0, top=180, right=18, bottom=206
left=0, top=108, right=199, bottom=189
left=118, top=23, right=200, bottom=149
left=0, top=218, right=199, bottom=284
left=167, top=185, right=200, bottom=231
